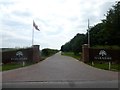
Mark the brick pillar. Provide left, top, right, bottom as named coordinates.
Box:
left=32, top=45, right=40, bottom=63
left=82, top=44, right=89, bottom=63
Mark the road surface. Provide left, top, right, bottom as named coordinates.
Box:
left=2, top=52, right=119, bottom=88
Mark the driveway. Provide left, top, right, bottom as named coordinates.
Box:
left=2, top=52, right=119, bottom=88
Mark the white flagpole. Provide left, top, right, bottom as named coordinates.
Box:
left=88, top=19, right=90, bottom=48
left=32, top=21, right=34, bottom=46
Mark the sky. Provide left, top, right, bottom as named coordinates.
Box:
left=0, top=0, right=118, bottom=50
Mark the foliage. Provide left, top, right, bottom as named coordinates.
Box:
left=103, top=1, right=120, bottom=45
left=61, top=1, right=120, bottom=54
left=41, top=48, right=59, bottom=57
left=92, top=45, right=120, bottom=49
left=87, top=61, right=120, bottom=71
left=61, top=34, right=86, bottom=54
left=89, top=1, right=120, bottom=46
left=61, top=52, right=81, bottom=60
left=2, top=62, right=35, bottom=71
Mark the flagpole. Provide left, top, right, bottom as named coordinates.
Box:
left=32, top=20, right=40, bottom=46
left=88, top=19, right=90, bottom=48
left=32, top=22, right=34, bottom=46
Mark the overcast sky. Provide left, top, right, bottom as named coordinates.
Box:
left=0, top=0, right=118, bottom=50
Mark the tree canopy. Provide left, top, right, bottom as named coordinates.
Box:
left=61, top=1, right=120, bottom=54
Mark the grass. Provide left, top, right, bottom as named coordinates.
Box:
left=0, top=66, right=2, bottom=71
left=61, top=52, right=120, bottom=72
left=2, top=51, right=58, bottom=71
left=87, top=61, right=120, bottom=72
left=61, top=52, right=80, bottom=60
left=2, top=62, right=36, bottom=71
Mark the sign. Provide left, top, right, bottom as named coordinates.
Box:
left=94, top=50, right=112, bottom=60
left=11, top=51, right=27, bottom=61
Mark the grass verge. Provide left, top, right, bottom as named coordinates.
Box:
left=2, top=62, right=36, bottom=71
left=87, top=61, right=120, bottom=72
left=61, top=52, right=80, bottom=60
left=61, top=52, right=119, bottom=72
left=2, top=51, right=59, bottom=71
left=0, top=66, right=2, bottom=71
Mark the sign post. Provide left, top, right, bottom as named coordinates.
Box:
left=92, top=61, right=94, bottom=66
left=108, top=61, right=111, bottom=70
left=22, top=61, right=25, bottom=67
left=11, top=51, right=27, bottom=66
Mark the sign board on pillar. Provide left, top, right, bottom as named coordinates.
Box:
left=11, top=51, right=27, bottom=61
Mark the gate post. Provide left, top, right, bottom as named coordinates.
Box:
left=82, top=44, right=89, bottom=63
left=32, top=45, right=41, bottom=63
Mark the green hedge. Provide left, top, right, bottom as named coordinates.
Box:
left=41, top=48, right=59, bottom=57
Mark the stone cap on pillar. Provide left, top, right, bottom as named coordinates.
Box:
left=82, top=44, right=89, bottom=48
left=32, top=45, right=40, bottom=50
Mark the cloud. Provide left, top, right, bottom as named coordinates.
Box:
left=0, top=0, right=117, bottom=49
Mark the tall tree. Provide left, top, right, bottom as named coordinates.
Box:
left=61, top=33, right=86, bottom=54
left=104, top=1, right=120, bottom=45
left=61, top=1, right=120, bottom=54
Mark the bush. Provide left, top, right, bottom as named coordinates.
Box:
left=41, top=48, right=59, bottom=57
left=92, top=45, right=120, bottom=50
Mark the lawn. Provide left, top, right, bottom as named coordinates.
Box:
left=0, top=66, right=2, bottom=71
left=87, top=61, right=120, bottom=72
left=2, top=62, right=35, bottom=71
left=61, top=52, right=80, bottom=60
left=2, top=51, right=59, bottom=71
left=61, top=52, right=120, bottom=72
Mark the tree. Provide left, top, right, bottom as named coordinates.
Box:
left=61, top=1, right=120, bottom=54
left=89, top=23, right=106, bottom=46
left=61, top=33, right=86, bottom=54
left=103, top=1, right=120, bottom=45
left=70, top=34, right=86, bottom=54
left=89, top=1, right=120, bottom=46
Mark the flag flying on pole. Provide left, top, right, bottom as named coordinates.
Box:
left=33, top=20, right=40, bottom=31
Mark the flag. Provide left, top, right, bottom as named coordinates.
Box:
left=33, top=20, right=40, bottom=31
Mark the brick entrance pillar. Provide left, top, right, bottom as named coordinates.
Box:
left=32, top=45, right=40, bottom=63
left=82, top=44, right=89, bottom=63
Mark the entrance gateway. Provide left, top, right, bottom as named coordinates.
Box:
left=2, top=45, right=41, bottom=64
left=94, top=50, right=112, bottom=60
left=11, top=51, right=27, bottom=61
left=82, top=44, right=120, bottom=63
